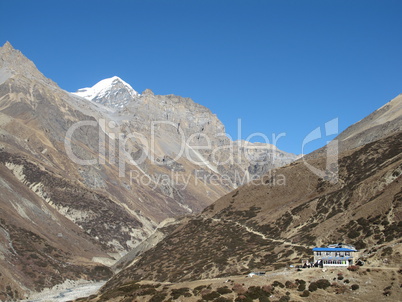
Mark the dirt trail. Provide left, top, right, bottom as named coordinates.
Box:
left=206, top=216, right=307, bottom=248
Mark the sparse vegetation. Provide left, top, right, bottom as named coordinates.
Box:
left=193, top=285, right=208, bottom=295
left=214, top=297, right=233, bottom=302
left=217, top=286, right=232, bottom=295
left=347, top=265, right=360, bottom=272
left=354, top=239, right=367, bottom=249
left=296, top=279, right=306, bottom=291
left=285, top=281, right=296, bottom=289
left=300, top=290, right=310, bottom=297
left=171, top=287, right=191, bottom=299
left=381, top=246, right=393, bottom=256
left=202, top=290, right=220, bottom=300
left=347, top=229, right=360, bottom=239
left=149, top=292, right=167, bottom=302
left=278, top=296, right=290, bottom=302
left=232, top=283, right=247, bottom=295
left=332, top=282, right=349, bottom=294
left=272, top=281, right=285, bottom=288
left=308, top=282, right=318, bottom=292
left=258, top=296, right=270, bottom=302
left=314, top=279, right=331, bottom=290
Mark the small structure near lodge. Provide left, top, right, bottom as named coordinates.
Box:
left=312, top=243, right=358, bottom=267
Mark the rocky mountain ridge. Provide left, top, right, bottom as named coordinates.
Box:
left=0, top=42, right=296, bottom=300
left=336, top=93, right=402, bottom=150
left=69, top=75, right=297, bottom=189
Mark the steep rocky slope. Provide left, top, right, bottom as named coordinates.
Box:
left=99, top=104, right=402, bottom=292
left=70, top=76, right=297, bottom=190
left=112, top=217, right=191, bottom=273
left=0, top=43, right=153, bottom=299
left=0, top=42, right=296, bottom=299
left=336, top=93, right=402, bottom=151
left=308, top=93, right=402, bottom=163
left=0, top=162, right=113, bottom=301
left=0, top=43, right=164, bottom=254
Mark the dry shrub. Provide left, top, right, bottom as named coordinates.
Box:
left=262, top=285, right=273, bottom=293
left=347, top=265, right=360, bottom=272
left=285, top=281, right=297, bottom=289
left=336, top=285, right=349, bottom=294
left=315, top=279, right=331, bottom=289
left=217, top=286, right=232, bottom=295
left=202, top=291, right=220, bottom=301
left=235, top=294, right=253, bottom=302
left=300, top=290, right=310, bottom=297
left=332, top=282, right=349, bottom=294
left=308, top=282, right=318, bottom=292
left=232, top=283, right=247, bottom=295
left=200, top=288, right=212, bottom=296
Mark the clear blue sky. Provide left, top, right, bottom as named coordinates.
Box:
left=1, top=0, right=401, bottom=154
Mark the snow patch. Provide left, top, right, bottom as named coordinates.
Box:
left=72, top=76, right=138, bottom=101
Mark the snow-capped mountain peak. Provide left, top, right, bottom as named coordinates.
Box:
left=72, top=76, right=139, bottom=109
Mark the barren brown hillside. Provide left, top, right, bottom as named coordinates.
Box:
left=100, top=130, right=402, bottom=293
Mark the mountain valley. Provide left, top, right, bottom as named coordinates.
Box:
left=0, top=41, right=401, bottom=302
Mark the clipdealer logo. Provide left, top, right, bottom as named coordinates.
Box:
left=64, top=118, right=339, bottom=189
left=301, top=118, right=339, bottom=184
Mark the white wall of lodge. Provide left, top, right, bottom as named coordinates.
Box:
left=313, top=250, right=358, bottom=267
left=320, top=260, right=350, bottom=266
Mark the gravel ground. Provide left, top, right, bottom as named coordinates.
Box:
left=21, top=280, right=105, bottom=302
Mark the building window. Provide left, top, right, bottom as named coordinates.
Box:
left=326, top=252, right=330, bottom=255
left=345, top=252, right=350, bottom=256
left=316, top=252, right=321, bottom=256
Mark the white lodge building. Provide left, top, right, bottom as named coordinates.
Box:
left=312, top=244, right=358, bottom=267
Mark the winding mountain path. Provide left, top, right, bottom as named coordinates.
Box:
left=206, top=216, right=307, bottom=248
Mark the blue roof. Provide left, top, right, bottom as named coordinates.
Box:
left=312, top=247, right=356, bottom=252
